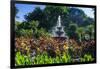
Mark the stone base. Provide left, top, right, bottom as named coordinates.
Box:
left=52, top=37, right=67, bottom=42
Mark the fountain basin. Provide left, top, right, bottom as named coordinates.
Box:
left=52, top=37, right=67, bottom=41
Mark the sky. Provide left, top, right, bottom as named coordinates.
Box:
left=15, top=4, right=45, bottom=22
left=15, top=4, right=94, bottom=22
left=78, top=7, right=94, bottom=18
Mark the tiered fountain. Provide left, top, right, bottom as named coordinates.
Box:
left=52, top=15, right=68, bottom=41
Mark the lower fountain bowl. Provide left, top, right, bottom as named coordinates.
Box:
left=52, top=37, right=67, bottom=41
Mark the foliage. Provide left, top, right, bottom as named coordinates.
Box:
left=15, top=51, right=72, bottom=65
left=25, top=6, right=69, bottom=30
left=68, top=8, right=94, bottom=27
left=76, top=27, right=85, bottom=42
left=33, top=52, right=72, bottom=64
left=86, top=24, right=95, bottom=40
left=80, top=54, right=94, bottom=62
left=24, top=6, right=94, bottom=31
left=67, top=23, right=79, bottom=40
left=17, top=29, right=33, bottom=38
left=68, top=23, right=78, bottom=32
left=34, top=28, right=51, bottom=38
left=15, top=6, right=95, bottom=39
left=81, top=40, right=96, bottom=58
left=15, top=51, right=94, bottom=65
left=15, top=36, right=95, bottom=66
left=15, top=20, right=50, bottom=38
left=68, top=39, right=82, bottom=58
left=15, top=52, right=33, bottom=66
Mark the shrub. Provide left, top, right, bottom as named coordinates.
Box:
left=15, top=51, right=72, bottom=65
left=15, top=52, right=33, bottom=66
left=80, top=54, right=94, bottom=62
left=16, top=29, right=33, bottom=38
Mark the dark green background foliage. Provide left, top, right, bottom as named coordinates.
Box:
left=15, top=5, right=95, bottom=41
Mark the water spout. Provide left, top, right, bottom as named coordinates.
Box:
left=58, top=15, right=61, bottom=27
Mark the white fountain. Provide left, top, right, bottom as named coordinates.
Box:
left=52, top=15, right=67, bottom=40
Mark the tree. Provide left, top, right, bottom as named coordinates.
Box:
left=15, top=20, right=39, bottom=37
left=15, top=21, right=21, bottom=30
left=68, top=8, right=94, bottom=27
left=68, top=23, right=78, bottom=32
left=25, top=7, right=44, bottom=22
left=43, top=6, right=69, bottom=30
left=15, top=21, right=21, bottom=37
left=86, top=24, right=94, bottom=40
left=23, top=6, right=95, bottom=38
left=76, top=27, right=85, bottom=42
left=24, top=6, right=69, bottom=31
left=18, top=29, right=33, bottom=37
left=24, top=7, right=46, bottom=30
left=67, top=23, right=79, bottom=40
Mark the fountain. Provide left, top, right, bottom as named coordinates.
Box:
left=52, top=15, right=68, bottom=41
